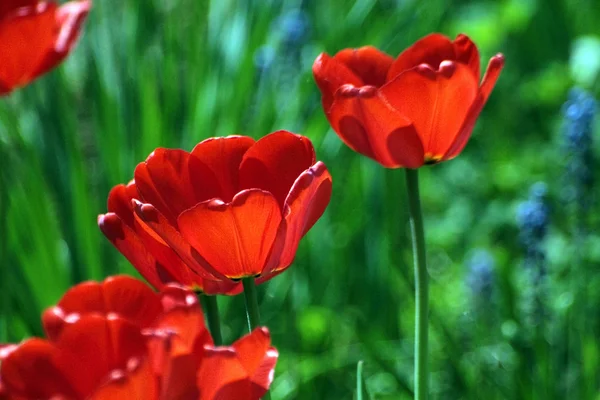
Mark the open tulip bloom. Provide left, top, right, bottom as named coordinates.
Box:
left=0, top=276, right=278, bottom=400
left=313, top=33, right=504, bottom=400
left=99, top=130, right=332, bottom=295
left=312, top=33, right=504, bottom=168
left=0, top=0, right=91, bottom=95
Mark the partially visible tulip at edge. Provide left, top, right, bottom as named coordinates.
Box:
left=312, top=33, right=505, bottom=168
left=0, top=275, right=278, bottom=400
left=98, top=130, right=332, bottom=295
left=0, top=0, right=91, bottom=95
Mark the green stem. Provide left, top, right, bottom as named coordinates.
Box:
left=242, top=277, right=271, bottom=400
left=242, top=277, right=261, bottom=331
left=357, top=360, right=366, bottom=400
left=405, top=168, right=429, bottom=400
left=200, top=294, right=223, bottom=346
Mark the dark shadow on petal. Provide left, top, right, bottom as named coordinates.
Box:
left=386, top=126, right=425, bottom=168
left=338, top=116, right=376, bottom=160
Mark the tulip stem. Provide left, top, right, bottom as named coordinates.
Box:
left=405, top=168, right=429, bottom=400
left=242, top=277, right=262, bottom=331
left=242, top=277, right=272, bottom=400
left=200, top=294, right=223, bottom=346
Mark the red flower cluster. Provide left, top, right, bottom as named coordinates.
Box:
left=0, top=0, right=90, bottom=95
left=99, top=131, right=332, bottom=294
left=0, top=276, right=278, bottom=400
left=313, top=33, right=504, bottom=168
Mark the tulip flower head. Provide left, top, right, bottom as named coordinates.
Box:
left=312, top=33, right=504, bottom=168
left=0, top=276, right=278, bottom=400
left=0, top=0, right=91, bottom=95
left=99, top=131, right=332, bottom=294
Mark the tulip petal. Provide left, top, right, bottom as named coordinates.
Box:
left=132, top=201, right=227, bottom=281
left=151, top=305, right=212, bottom=356
left=0, top=3, right=57, bottom=95
left=134, top=160, right=179, bottom=225
left=0, top=344, right=13, bottom=398
left=382, top=61, right=479, bottom=159
left=89, top=358, right=158, bottom=400
left=453, top=33, right=480, bottom=80
left=0, top=1, right=90, bottom=95
left=191, top=136, right=256, bottom=202
left=328, top=85, right=424, bottom=168
left=387, top=33, right=456, bottom=81
left=0, top=339, right=78, bottom=399
left=2, top=317, right=146, bottom=399
left=333, top=46, right=394, bottom=87
left=444, top=54, right=505, bottom=160
left=212, top=381, right=273, bottom=400
left=141, top=149, right=200, bottom=216
left=479, top=54, right=505, bottom=101
left=158, top=354, right=200, bottom=400
left=132, top=212, right=241, bottom=295
left=291, top=162, right=332, bottom=238
left=0, top=344, right=16, bottom=359
left=29, top=0, right=91, bottom=81
left=104, top=186, right=239, bottom=294
left=98, top=213, right=178, bottom=290
left=312, top=52, right=364, bottom=112
left=146, top=304, right=209, bottom=399
left=42, top=275, right=163, bottom=341
left=56, top=316, right=147, bottom=397
left=55, top=1, right=90, bottom=53
left=132, top=213, right=204, bottom=286
left=178, top=190, right=282, bottom=279
left=232, top=327, right=278, bottom=389
left=264, top=162, right=332, bottom=274
left=198, top=328, right=277, bottom=400
left=198, top=348, right=246, bottom=400
left=107, top=182, right=139, bottom=227
left=0, top=1, right=38, bottom=19
left=239, top=130, right=316, bottom=207
left=158, top=284, right=200, bottom=312
left=135, top=148, right=222, bottom=222
left=147, top=339, right=201, bottom=397
left=202, top=278, right=243, bottom=296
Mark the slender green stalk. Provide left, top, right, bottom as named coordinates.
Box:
left=242, top=277, right=262, bottom=331
left=200, top=294, right=223, bottom=346
left=357, top=360, right=366, bottom=400
left=405, top=168, right=429, bottom=400
left=242, top=277, right=271, bottom=400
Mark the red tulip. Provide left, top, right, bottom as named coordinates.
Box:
left=99, top=131, right=332, bottom=292
left=0, top=0, right=91, bottom=95
left=0, top=276, right=278, bottom=400
left=41, top=275, right=164, bottom=341
left=312, top=33, right=504, bottom=168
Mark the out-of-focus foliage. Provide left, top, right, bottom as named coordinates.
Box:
left=1, top=0, right=599, bottom=398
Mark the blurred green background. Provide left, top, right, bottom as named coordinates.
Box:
left=1, top=0, right=600, bottom=398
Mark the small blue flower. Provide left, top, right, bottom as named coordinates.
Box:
left=277, top=9, right=310, bottom=45
left=517, top=183, right=549, bottom=246
left=466, top=249, right=495, bottom=298
left=563, top=89, right=596, bottom=150
left=516, top=182, right=550, bottom=274
left=561, top=88, right=597, bottom=209
left=516, top=183, right=550, bottom=325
